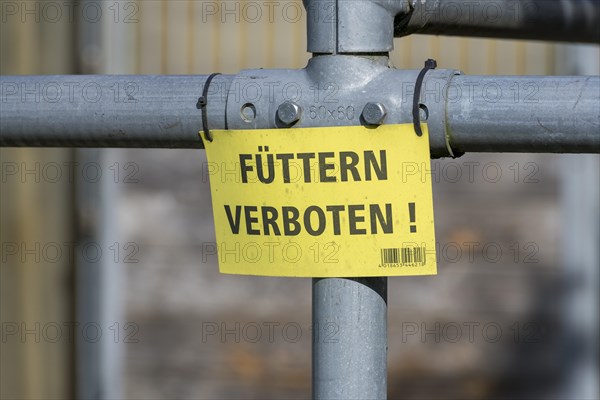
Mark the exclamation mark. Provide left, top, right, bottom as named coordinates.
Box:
left=408, top=202, right=417, bottom=233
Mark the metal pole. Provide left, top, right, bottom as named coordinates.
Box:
left=2, top=75, right=598, bottom=154
left=0, top=75, right=232, bottom=148
left=445, top=75, right=600, bottom=154
left=313, top=277, right=387, bottom=399
left=395, top=0, right=600, bottom=43
left=559, top=44, right=600, bottom=400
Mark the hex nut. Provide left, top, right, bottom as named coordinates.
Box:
left=277, top=101, right=302, bottom=125
left=362, top=102, right=387, bottom=125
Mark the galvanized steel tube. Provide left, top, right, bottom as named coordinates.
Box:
left=1, top=74, right=599, bottom=155
left=313, top=277, right=387, bottom=400
left=445, top=75, right=600, bottom=154
left=396, top=0, right=600, bottom=43
left=0, top=75, right=232, bottom=148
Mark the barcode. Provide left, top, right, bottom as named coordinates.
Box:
left=380, top=246, right=426, bottom=266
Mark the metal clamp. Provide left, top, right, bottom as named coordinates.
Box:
left=412, top=59, right=437, bottom=137
left=197, top=72, right=221, bottom=142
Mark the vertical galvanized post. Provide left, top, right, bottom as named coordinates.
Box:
left=313, top=278, right=388, bottom=399
left=559, top=44, right=600, bottom=400
left=306, top=1, right=392, bottom=398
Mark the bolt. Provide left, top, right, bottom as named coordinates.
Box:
left=277, top=101, right=302, bottom=125
left=362, top=102, right=387, bottom=125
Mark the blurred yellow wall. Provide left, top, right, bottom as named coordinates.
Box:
left=1, top=1, right=77, bottom=398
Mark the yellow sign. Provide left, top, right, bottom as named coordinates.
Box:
left=202, top=124, right=437, bottom=277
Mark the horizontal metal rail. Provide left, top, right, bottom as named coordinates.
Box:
left=395, top=0, right=600, bottom=43
left=447, top=75, right=600, bottom=153
left=0, top=75, right=230, bottom=148
left=1, top=74, right=599, bottom=154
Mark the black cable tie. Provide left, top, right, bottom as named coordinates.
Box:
left=412, top=59, right=437, bottom=137
left=197, top=72, right=221, bottom=142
